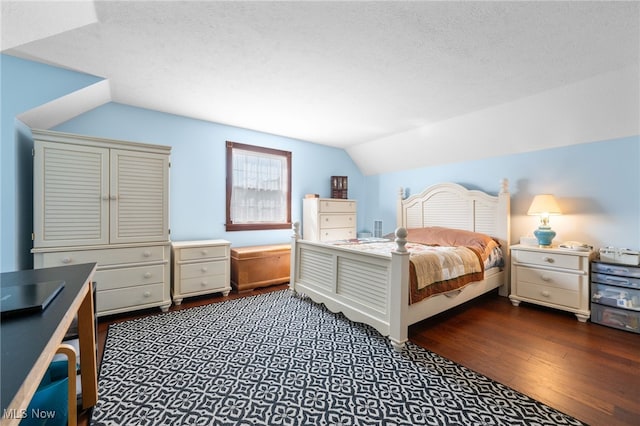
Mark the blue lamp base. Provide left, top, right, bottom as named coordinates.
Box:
left=534, top=226, right=556, bottom=247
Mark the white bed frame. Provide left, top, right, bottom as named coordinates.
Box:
left=289, top=179, right=510, bottom=350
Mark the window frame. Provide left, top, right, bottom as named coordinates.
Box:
left=225, top=141, right=292, bottom=231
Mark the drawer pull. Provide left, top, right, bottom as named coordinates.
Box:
left=143, top=251, right=152, bottom=257
left=61, top=257, right=72, bottom=264
left=143, top=291, right=151, bottom=298
left=605, top=267, right=630, bottom=275
left=201, top=281, right=208, bottom=287
left=201, top=266, right=208, bottom=273
left=604, top=276, right=630, bottom=285
left=201, top=249, right=208, bottom=255
left=541, top=290, right=550, bottom=297
left=542, top=256, right=554, bottom=263
left=144, top=272, right=152, bottom=279
left=541, top=275, right=551, bottom=282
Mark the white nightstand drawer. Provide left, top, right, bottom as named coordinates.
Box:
left=180, top=260, right=226, bottom=280
left=320, top=214, right=356, bottom=229
left=518, top=281, right=580, bottom=309
left=179, top=245, right=228, bottom=261
left=513, top=250, right=582, bottom=270
left=516, top=266, right=582, bottom=291
left=181, top=275, right=227, bottom=294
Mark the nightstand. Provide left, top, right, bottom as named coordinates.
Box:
left=171, top=240, right=231, bottom=305
left=510, top=244, right=593, bottom=322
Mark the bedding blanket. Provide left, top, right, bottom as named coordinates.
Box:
left=328, top=240, right=484, bottom=304
left=409, top=245, right=484, bottom=304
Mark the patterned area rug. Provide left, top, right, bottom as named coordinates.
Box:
left=92, top=290, right=585, bottom=425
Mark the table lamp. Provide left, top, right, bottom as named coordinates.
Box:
left=527, top=194, right=562, bottom=247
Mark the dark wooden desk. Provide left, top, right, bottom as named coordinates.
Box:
left=1, top=263, right=98, bottom=426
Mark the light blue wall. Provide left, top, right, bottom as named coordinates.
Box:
left=363, top=136, right=640, bottom=250
left=2, top=54, right=639, bottom=271
left=1, top=54, right=103, bottom=272
left=53, top=103, right=365, bottom=248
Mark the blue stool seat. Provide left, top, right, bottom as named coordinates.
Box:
left=20, top=360, right=69, bottom=426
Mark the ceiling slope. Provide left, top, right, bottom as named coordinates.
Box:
left=2, top=1, right=639, bottom=173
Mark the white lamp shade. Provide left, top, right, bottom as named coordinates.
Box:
left=527, top=194, right=562, bottom=216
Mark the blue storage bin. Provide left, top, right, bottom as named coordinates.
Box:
left=20, top=360, right=69, bottom=426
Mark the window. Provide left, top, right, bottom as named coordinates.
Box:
left=226, top=141, right=292, bottom=231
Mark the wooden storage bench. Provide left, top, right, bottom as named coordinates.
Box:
left=230, top=244, right=291, bottom=292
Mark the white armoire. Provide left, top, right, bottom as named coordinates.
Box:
left=31, top=129, right=172, bottom=317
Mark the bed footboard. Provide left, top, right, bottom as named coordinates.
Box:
left=289, top=223, right=410, bottom=351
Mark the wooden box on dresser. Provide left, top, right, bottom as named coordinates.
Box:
left=31, top=129, right=172, bottom=317
left=302, top=198, right=356, bottom=241
left=509, top=244, right=594, bottom=322
left=171, top=240, right=231, bottom=305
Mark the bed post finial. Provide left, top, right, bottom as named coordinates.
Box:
left=500, top=178, right=509, bottom=194
left=290, top=222, right=300, bottom=296
left=394, top=227, right=408, bottom=253
left=397, top=187, right=405, bottom=229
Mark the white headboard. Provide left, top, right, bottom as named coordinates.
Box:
left=397, top=179, right=510, bottom=250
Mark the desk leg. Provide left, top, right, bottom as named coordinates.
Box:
left=77, top=281, right=98, bottom=409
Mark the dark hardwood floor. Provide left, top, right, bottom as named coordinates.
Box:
left=80, top=285, right=640, bottom=426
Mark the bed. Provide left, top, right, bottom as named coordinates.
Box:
left=289, top=179, right=510, bottom=351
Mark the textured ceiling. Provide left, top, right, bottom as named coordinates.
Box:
left=3, top=1, right=639, bottom=153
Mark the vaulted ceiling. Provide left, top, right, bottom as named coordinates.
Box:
left=3, top=1, right=639, bottom=174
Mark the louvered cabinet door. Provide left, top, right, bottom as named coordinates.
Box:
left=34, top=141, right=110, bottom=247
left=110, top=149, right=169, bottom=244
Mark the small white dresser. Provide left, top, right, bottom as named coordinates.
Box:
left=303, top=198, right=356, bottom=241
left=171, top=240, right=231, bottom=305
left=510, top=244, right=593, bottom=322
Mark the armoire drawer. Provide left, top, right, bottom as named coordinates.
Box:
left=97, top=283, right=166, bottom=312
left=37, top=245, right=167, bottom=267
left=95, top=264, right=165, bottom=291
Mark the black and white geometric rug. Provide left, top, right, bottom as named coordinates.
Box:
left=91, top=290, right=585, bottom=425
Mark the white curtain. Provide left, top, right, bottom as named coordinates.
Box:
left=231, top=149, right=287, bottom=224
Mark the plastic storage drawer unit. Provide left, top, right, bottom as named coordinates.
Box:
left=591, top=261, right=640, bottom=333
